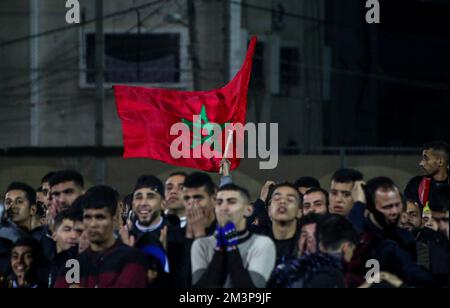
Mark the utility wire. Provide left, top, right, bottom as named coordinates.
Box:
left=0, top=0, right=166, bottom=48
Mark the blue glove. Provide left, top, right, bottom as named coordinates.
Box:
left=222, top=222, right=238, bottom=251
left=215, top=224, right=225, bottom=250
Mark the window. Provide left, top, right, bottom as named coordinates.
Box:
left=249, top=41, right=265, bottom=89
left=81, top=30, right=190, bottom=88
left=280, top=47, right=300, bottom=96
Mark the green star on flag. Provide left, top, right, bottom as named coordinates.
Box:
left=182, top=104, right=226, bottom=149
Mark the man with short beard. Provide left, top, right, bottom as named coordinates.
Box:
left=364, top=178, right=416, bottom=254
left=347, top=177, right=435, bottom=288
left=49, top=170, right=85, bottom=216
left=129, top=175, right=169, bottom=243
left=399, top=198, right=449, bottom=287
left=405, top=142, right=449, bottom=208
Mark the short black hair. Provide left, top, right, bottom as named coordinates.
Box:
left=167, top=172, right=188, bottom=180
left=12, top=237, right=44, bottom=264
left=298, top=213, right=323, bottom=231
left=49, top=170, right=84, bottom=188
left=53, top=209, right=78, bottom=231
left=302, top=187, right=330, bottom=207
left=11, top=237, right=47, bottom=286
left=317, top=214, right=359, bottom=251
left=406, top=199, right=423, bottom=215
left=364, top=177, right=399, bottom=213
left=83, top=185, right=118, bottom=217
left=423, top=141, right=449, bottom=163
left=268, top=182, right=301, bottom=206
left=122, top=193, right=133, bottom=206
left=294, top=176, right=321, bottom=189
left=183, top=172, right=217, bottom=196
left=217, top=184, right=251, bottom=203
left=67, top=196, right=85, bottom=222
left=134, top=175, right=164, bottom=197
left=331, top=168, right=363, bottom=184
left=5, top=182, right=36, bottom=206
left=41, top=171, right=56, bottom=185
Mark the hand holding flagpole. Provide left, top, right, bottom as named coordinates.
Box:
left=220, top=129, right=234, bottom=175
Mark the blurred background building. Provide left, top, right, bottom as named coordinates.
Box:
left=0, top=0, right=448, bottom=196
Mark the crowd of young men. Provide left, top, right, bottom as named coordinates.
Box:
left=0, top=142, right=448, bottom=288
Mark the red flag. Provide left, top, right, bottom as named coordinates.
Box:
left=419, top=177, right=432, bottom=206
left=114, top=37, right=257, bottom=172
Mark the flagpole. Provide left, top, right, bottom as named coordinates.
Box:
left=220, top=129, right=234, bottom=174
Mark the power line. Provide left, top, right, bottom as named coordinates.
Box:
left=232, top=0, right=327, bottom=25
left=2, top=42, right=447, bottom=92
left=0, top=0, right=166, bottom=48
left=0, top=0, right=447, bottom=98
left=0, top=2, right=169, bottom=90
left=125, top=2, right=167, bottom=33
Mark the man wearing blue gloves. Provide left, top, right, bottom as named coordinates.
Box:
left=191, top=184, right=276, bottom=288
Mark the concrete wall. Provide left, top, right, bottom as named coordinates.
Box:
left=243, top=0, right=326, bottom=149
left=1, top=0, right=327, bottom=153
left=1, top=0, right=188, bottom=147
left=0, top=0, right=31, bottom=146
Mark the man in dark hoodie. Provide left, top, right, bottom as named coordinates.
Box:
left=347, top=177, right=436, bottom=288
left=268, top=214, right=358, bottom=288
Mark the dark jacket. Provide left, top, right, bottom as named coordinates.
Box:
left=167, top=219, right=217, bottom=288
left=347, top=217, right=435, bottom=288
left=0, top=238, right=12, bottom=276
left=268, top=252, right=346, bottom=288
left=48, top=246, right=79, bottom=288
left=415, top=227, right=449, bottom=287
left=404, top=176, right=448, bottom=208
left=29, top=225, right=56, bottom=262
left=0, top=220, right=27, bottom=243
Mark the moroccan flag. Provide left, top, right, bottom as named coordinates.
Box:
left=114, top=37, right=257, bottom=172
left=419, top=177, right=432, bottom=207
